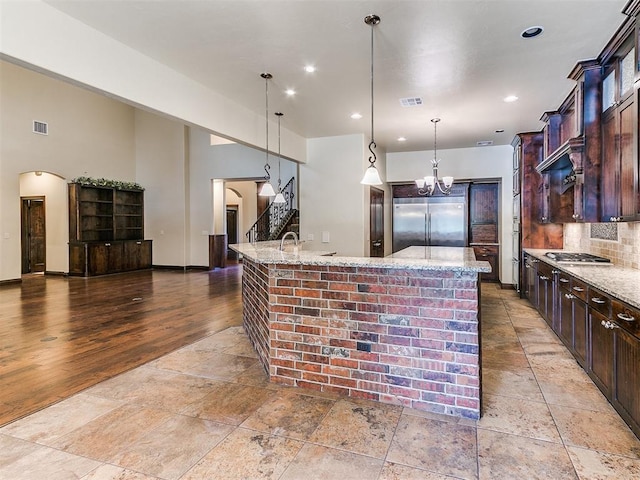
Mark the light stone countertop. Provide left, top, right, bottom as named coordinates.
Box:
left=230, top=242, right=491, bottom=273
left=524, top=248, right=640, bottom=310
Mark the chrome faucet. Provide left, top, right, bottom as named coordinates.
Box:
left=280, top=231, right=299, bottom=251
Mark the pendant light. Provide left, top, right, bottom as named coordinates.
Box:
left=273, top=112, right=286, bottom=204
left=416, top=118, right=454, bottom=195
left=259, top=72, right=276, bottom=196
left=360, top=14, right=383, bottom=186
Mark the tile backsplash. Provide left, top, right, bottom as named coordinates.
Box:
left=564, top=222, right=640, bottom=269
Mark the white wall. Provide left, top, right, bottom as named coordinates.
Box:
left=301, top=134, right=386, bottom=257
left=0, top=60, right=136, bottom=281
left=188, top=127, right=298, bottom=266
left=0, top=0, right=306, bottom=163
left=387, top=145, right=514, bottom=283
left=134, top=110, right=188, bottom=267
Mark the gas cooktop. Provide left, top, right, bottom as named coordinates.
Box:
left=545, top=252, right=612, bottom=264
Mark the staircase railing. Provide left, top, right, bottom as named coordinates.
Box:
left=246, top=177, right=296, bottom=243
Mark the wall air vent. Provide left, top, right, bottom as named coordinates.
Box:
left=33, top=121, right=48, bottom=135
left=399, top=97, right=423, bottom=107
left=476, top=140, right=493, bottom=146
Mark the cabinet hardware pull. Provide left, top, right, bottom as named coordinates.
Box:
left=540, top=275, right=549, bottom=281
left=136, top=241, right=142, bottom=245
left=559, top=278, right=569, bottom=283
left=591, top=297, right=606, bottom=304
left=572, top=286, right=584, bottom=292
left=601, top=320, right=607, bottom=327
left=565, top=293, right=575, bottom=299
left=617, top=312, right=635, bottom=322
left=105, top=243, right=111, bottom=247
left=552, top=270, right=559, bottom=274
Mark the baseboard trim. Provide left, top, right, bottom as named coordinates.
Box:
left=0, top=278, right=22, bottom=286
left=152, top=265, right=209, bottom=271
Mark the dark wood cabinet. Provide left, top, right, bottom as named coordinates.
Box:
left=522, top=254, right=538, bottom=306
left=614, top=327, right=640, bottom=435
left=469, top=182, right=499, bottom=282
left=554, top=272, right=589, bottom=367
left=512, top=134, right=563, bottom=253
left=68, top=183, right=151, bottom=276
left=601, top=94, right=636, bottom=221
left=525, top=254, right=640, bottom=438
left=590, top=308, right=614, bottom=396
left=472, top=245, right=499, bottom=282
left=535, top=261, right=554, bottom=327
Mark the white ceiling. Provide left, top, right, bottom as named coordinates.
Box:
left=44, top=0, right=629, bottom=153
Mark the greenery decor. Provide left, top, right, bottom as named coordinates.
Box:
left=71, top=176, right=144, bottom=191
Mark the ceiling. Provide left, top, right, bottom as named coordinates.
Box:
left=44, top=0, right=629, bottom=153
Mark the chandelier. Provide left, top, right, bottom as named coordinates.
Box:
left=416, top=118, right=454, bottom=195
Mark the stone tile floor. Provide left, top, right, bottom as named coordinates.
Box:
left=1, top=283, right=640, bottom=479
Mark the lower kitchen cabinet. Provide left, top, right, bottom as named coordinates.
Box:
left=535, top=260, right=554, bottom=327
left=472, top=244, right=499, bottom=282
left=557, top=272, right=588, bottom=367
left=589, top=309, right=614, bottom=396
left=614, top=327, right=640, bottom=434
left=523, top=253, right=640, bottom=439
left=523, top=254, right=538, bottom=306
left=69, top=240, right=152, bottom=276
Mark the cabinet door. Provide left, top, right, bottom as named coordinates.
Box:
left=88, top=242, right=123, bottom=276
left=614, top=327, right=640, bottom=434
left=558, top=288, right=574, bottom=347
left=573, top=298, right=588, bottom=367
left=524, top=257, right=537, bottom=304
left=601, top=93, right=635, bottom=221
left=589, top=309, right=614, bottom=396
left=469, top=183, right=499, bottom=243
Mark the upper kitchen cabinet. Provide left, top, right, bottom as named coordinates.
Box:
left=512, top=133, right=563, bottom=250
left=600, top=11, right=638, bottom=222
left=536, top=60, right=602, bottom=224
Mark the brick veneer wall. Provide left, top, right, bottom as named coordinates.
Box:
left=241, top=258, right=481, bottom=420
left=241, top=258, right=271, bottom=369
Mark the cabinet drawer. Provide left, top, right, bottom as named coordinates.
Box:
left=569, top=277, right=588, bottom=302
left=473, top=245, right=498, bottom=256
left=612, top=299, right=640, bottom=336
left=557, top=271, right=572, bottom=290
left=537, top=261, right=554, bottom=280
left=589, top=287, right=611, bottom=317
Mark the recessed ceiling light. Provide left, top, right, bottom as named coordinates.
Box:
left=350, top=113, right=363, bottom=119
left=504, top=95, right=519, bottom=103
left=285, top=89, right=296, bottom=96
left=495, top=129, right=505, bottom=133
left=304, top=65, right=316, bottom=73
left=397, top=137, right=407, bottom=142
left=521, top=26, right=544, bottom=39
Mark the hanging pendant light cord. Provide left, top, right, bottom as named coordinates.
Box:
left=276, top=112, right=282, bottom=190
left=262, top=73, right=271, bottom=180
left=367, top=16, right=377, bottom=167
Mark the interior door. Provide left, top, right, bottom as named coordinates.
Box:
left=369, top=187, right=384, bottom=257
left=21, top=197, right=46, bottom=274
left=226, top=206, right=239, bottom=260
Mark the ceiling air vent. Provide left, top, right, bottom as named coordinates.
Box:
left=33, top=121, right=48, bottom=135
left=399, top=97, right=423, bottom=107
left=477, top=140, right=493, bottom=146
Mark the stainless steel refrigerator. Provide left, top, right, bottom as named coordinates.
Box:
left=392, top=196, right=467, bottom=252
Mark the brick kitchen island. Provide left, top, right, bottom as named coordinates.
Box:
left=230, top=242, right=491, bottom=420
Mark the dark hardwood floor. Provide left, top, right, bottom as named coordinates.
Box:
left=0, top=266, right=243, bottom=427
